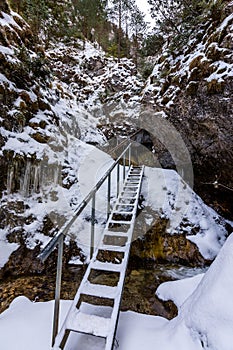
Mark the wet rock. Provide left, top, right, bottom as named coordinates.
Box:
left=131, top=210, right=205, bottom=266
left=122, top=268, right=178, bottom=319
left=0, top=265, right=86, bottom=314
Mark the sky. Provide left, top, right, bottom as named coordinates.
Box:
left=135, top=0, right=155, bottom=29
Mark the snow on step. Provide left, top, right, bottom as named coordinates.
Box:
left=82, top=281, right=118, bottom=299
left=111, top=211, right=134, bottom=215
left=98, top=244, right=127, bottom=252
left=104, top=229, right=129, bottom=236
left=92, top=260, right=123, bottom=272
left=114, top=210, right=133, bottom=215
left=119, top=195, right=137, bottom=199
left=66, top=311, right=111, bottom=337
left=53, top=165, right=144, bottom=350
left=109, top=220, right=132, bottom=225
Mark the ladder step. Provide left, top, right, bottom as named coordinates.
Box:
left=53, top=165, right=145, bottom=350
left=119, top=196, right=137, bottom=200
left=82, top=281, right=118, bottom=299
left=92, top=260, right=124, bottom=272
left=98, top=244, right=127, bottom=252
left=67, top=311, right=111, bottom=338
left=124, top=186, right=139, bottom=189
left=123, top=189, right=138, bottom=193
left=124, top=182, right=139, bottom=185
left=120, top=192, right=137, bottom=197
left=104, top=230, right=129, bottom=236
left=111, top=211, right=134, bottom=215
left=109, top=220, right=132, bottom=225
left=117, top=201, right=136, bottom=206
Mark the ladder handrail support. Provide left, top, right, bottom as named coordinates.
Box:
left=53, top=166, right=144, bottom=350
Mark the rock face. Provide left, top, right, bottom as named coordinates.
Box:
left=0, top=1, right=231, bottom=318
left=0, top=0, right=9, bottom=13
left=131, top=217, right=205, bottom=266
left=142, top=2, right=233, bottom=218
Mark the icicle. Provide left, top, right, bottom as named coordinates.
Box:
left=20, top=160, right=31, bottom=197
left=53, top=163, right=60, bottom=186
left=7, top=165, right=14, bottom=195
left=33, top=163, right=41, bottom=193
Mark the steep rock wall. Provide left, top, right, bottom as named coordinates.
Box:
left=143, top=2, right=233, bottom=218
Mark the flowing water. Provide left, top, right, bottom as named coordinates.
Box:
left=0, top=262, right=207, bottom=318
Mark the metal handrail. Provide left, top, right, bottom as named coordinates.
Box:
left=37, top=142, right=132, bottom=346
left=108, top=128, right=143, bottom=157
left=38, top=142, right=131, bottom=262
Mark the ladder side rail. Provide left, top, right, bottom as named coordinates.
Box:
left=54, top=166, right=144, bottom=350
left=37, top=143, right=132, bottom=347
left=107, top=166, right=144, bottom=350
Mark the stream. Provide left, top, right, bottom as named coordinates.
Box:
left=0, top=262, right=208, bottom=319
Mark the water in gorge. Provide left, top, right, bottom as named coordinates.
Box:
left=0, top=262, right=208, bottom=319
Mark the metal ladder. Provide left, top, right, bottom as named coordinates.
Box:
left=53, top=165, right=144, bottom=350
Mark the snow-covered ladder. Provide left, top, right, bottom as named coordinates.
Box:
left=53, top=165, right=144, bottom=350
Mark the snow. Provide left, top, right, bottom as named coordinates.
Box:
left=0, top=73, right=16, bottom=90
left=2, top=232, right=233, bottom=350
left=0, top=8, right=232, bottom=349
left=82, top=41, right=105, bottom=59
left=0, top=229, right=19, bottom=268
left=144, top=12, right=233, bottom=108
left=177, top=233, right=233, bottom=349
left=142, top=167, right=227, bottom=259
left=219, top=13, right=233, bottom=31
left=66, top=311, right=111, bottom=338
left=0, top=45, right=14, bottom=55
left=156, top=273, right=204, bottom=308
left=0, top=296, right=166, bottom=350
left=0, top=11, right=22, bottom=31
left=2, top=129, right=46, bottom=158
left=0, top=297, right=71, bottom=350
left=206, top=61, right=233, bottom=82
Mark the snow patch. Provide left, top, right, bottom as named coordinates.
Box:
left=0, top=229, right=19, bottom=268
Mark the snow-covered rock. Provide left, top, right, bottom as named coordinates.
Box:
left=142, top=3, right=233, bottom=218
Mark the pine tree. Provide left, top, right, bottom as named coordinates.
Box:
left=24, top=0, right=48, bottom=43
left=141, top=33, right=164, bottom=57
left=110, top=0, right=136, bottom=62
left=148, top=0, right=224, bottom=51
left=73, top=0, right=108, bottom=42
left=45, top=0, right=78, bottom=44
left=130, top=6, right=147, bottom=69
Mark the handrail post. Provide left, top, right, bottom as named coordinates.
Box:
left=123, top=153, right=126, bottom=181
left=107, top=174, right=111, bottom=219
left=37, top=143, right=133, bottom=348
left=90, top=193, right=96, bottom=259
left=117, top=163, right=120, bottom=197
left=128, top=143, right=131, bottom=170
left=52, top=234, right=64, bottom=347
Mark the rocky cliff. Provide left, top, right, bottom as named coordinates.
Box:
left=142, top=1, right=233, bottom=218
left=0, top=0, right=231, bottom=283
left=0, top=0, right=145, bottom=277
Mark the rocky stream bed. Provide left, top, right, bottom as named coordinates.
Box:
left=0, top=257, right=208, bottom=320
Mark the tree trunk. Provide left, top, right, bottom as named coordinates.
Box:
left=117, top=0, right=122, bottom=63
left=135, top=28, right=138, bottom=71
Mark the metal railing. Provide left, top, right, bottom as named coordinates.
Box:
left=38, top=143, right=132, bottom=346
